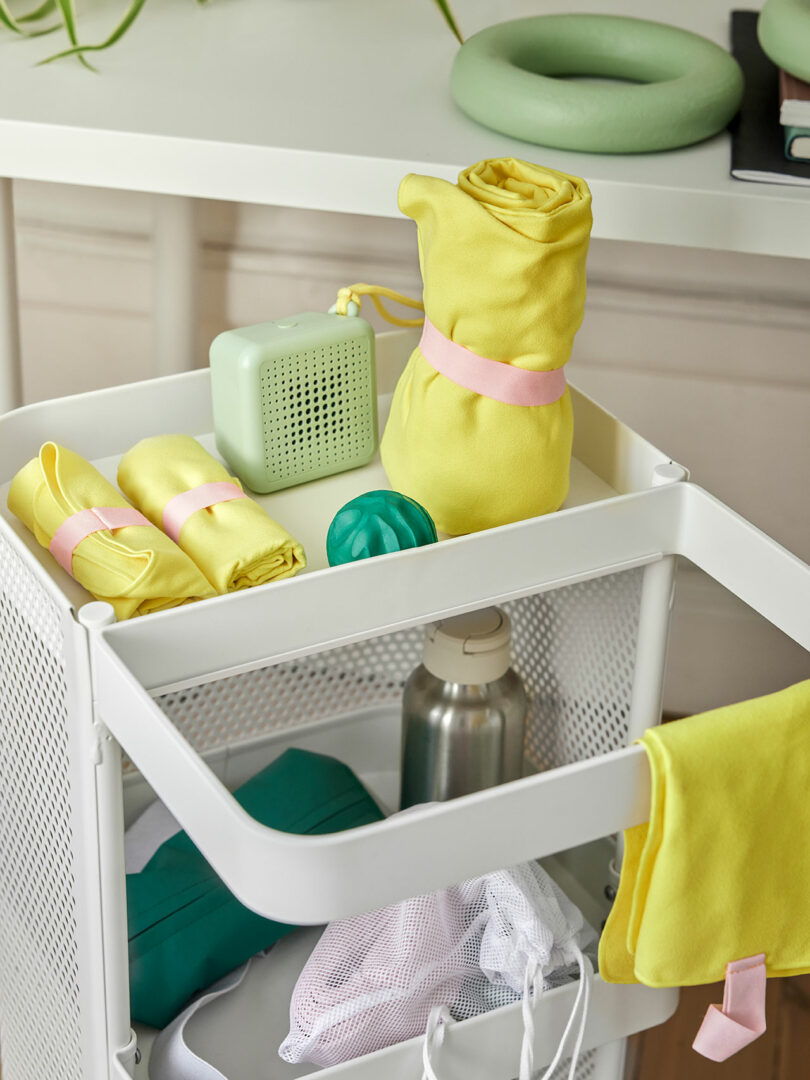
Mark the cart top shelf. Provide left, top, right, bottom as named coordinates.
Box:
left=1, top=0, right=807, bottom=258
left=0, top=329, right=678, bottom=689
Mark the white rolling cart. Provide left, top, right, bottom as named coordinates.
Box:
left=1, top=328, right=808, bottom=1080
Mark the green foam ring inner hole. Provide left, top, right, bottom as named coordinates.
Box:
left=450, top=14, right=745, bottom=154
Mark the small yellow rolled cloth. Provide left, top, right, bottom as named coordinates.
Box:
left=600, top=679, right=810, bottom=987
left=7, top=443, right=216, bottom=620
left=117, top=435, right=306, bottom=593
left=380, top=158, right=592, bottom=535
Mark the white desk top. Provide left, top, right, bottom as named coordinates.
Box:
left=1, top=0, right=808, bottom=257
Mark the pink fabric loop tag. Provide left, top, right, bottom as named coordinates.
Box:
left=692, top=954, right=767, bottom=1062
left=418, top=316, right=567, bottom=407
left=162, top=481, right=247, bottom=544
left=49, top=506, right=152, bottom=576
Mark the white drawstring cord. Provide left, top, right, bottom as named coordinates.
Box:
left=520, top=944, right=593, bottom=1080
left=520, top=959, right=541, bottom=1080
left=422, top=1005, right=453, bottom=1080
left=423, top=947, right=591, bottom=1080
left=562, top=950, right=592, bottom=1080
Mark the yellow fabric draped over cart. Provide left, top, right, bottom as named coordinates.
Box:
left=380, top=158, right=592, bottom=536
left=600, top=679, right=810, bottom=987
left=7, top=443, right=216, bottom=620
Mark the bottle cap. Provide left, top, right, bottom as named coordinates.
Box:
left=422, top=606, right=512, bottom=685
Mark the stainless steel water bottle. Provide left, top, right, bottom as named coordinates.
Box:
left=399, top=607, right=528, bottom=808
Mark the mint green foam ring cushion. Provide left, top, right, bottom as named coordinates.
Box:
left=759, top=0, right=810, bottom=83
left=127, top=748, right=384, bottom=1028
left=450, top=15, right=744, bottom=154
left=327, top=490, right=437, bottom=566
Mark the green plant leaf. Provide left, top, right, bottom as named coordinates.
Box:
left=432, top=0, right=463, bottom=44
left=0, top=0, right=26, bottom=33
left=54, top=0, right=78, bottom=39
left=24, top=20, right=61, bottom=36
left=0, top=0, right=58, bottom=37
left=38, top=0, right=148, bottom=65
left=18, top=0, right=57, bottom=23
left=53, top=0, right=96, bottom=68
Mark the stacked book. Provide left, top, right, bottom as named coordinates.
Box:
left=730, top=11, right=810, bottom=186
left=781, top=70, right=810, bottom=162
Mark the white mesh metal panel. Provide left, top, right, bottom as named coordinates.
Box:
left=0, top=537, right=85, bottom=1080
left=157, top=625, right=424, bottom=757
left=548, top=1047, right=598, bottom=1080
left=510, top=570, right=643, bottom=770
left=157, top=569, right=642, bottom=771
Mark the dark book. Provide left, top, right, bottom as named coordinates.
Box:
left=730, top=10, right=810, bottom=187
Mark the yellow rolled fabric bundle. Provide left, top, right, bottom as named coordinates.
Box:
left=7, top=443, right=216, bottom=620
left=117, top=435, right=306, bottom=593
left=380, top=158, right=592, bottom=535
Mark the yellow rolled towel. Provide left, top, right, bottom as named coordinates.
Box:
left=380, top=158, right=592, bottom=535
left=7, top=443, right=216, bottom=620
left=117, top=435, right=306, bottom=593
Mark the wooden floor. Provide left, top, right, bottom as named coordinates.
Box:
left=626, top=975, right=810, bottom=1079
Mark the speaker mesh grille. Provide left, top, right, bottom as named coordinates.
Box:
left=261, top=337, right=376, bottom=489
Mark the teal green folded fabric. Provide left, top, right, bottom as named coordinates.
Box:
left=128, top=747, right=384, bottom=1028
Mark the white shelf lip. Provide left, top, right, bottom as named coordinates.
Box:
left=101, top=484, right=680, bottom=693
left=301, top=977, right=678, bottom=1080
left=91, top=481, right=809, bottom=924
left=125, top=975, right=678, bottom=1080
left=97, top=626, right=655, bottom=924
left=3, top=118, right=810, bottom=259
left=99, top=481, right=810, bottom=693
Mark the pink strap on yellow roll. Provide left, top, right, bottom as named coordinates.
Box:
left=49, top=506, right=151, bottom=575
left=162, top=481, right=247, bottom=544
left=418, top=316, right=567, bottom=407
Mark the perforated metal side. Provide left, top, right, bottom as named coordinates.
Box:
left=548, top=1047, right=599, bottom=1080
left=157, top=568, right=643, bottom=770
left=511, top=569, right=643, bottom=770
left=0, top=537, right=85, bottom=1079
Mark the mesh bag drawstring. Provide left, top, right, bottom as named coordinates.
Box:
left=421, top=944, right=592, bottom=1080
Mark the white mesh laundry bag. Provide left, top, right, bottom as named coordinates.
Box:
left=279, top=859, right=595, bottom=1074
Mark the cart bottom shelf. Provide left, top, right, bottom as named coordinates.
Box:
left=130, top=840, right=674, bottom=1080
left=125, top=710, right=677, bottom=1080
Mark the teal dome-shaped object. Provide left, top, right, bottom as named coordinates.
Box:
left=327, top=490, right=437, bottom=566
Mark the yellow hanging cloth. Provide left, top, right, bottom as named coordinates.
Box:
left=7, top=443, right=216, bottom=620
left=600, top=679, right=810, bottom=987
left=117, top=435, right=305, bottom=594
left=380, top=158, right=592, bottom=536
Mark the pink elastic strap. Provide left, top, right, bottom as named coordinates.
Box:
left=418, top=316, right=566, bottom=407
left=162, top=481, right=247, bottom=544
left=692, top=954, right=767, bottom=1062
left=49, top=506, right=152, bottom=576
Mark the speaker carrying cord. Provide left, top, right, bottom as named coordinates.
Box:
left=330, top=283, right=425, bottom=327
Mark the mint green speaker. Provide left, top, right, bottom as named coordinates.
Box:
left=210, top=313, right=378, bottom=494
